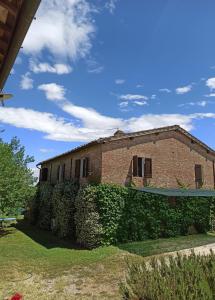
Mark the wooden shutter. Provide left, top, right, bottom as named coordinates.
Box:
left=195, top=164, right=202, bottom=182
left=70, top=159, right=73, bottom=179
left=144, top=158, right=152, bottom=178
left=85, top=157, right=89, bottom=177
left=75, top=159, right=81, bottom=179
left=57, top=165, right=60, bottom=182
left=82, top=157, right=90, bottom=177
left=133, top=156, right=138, bottom=177
left=62, top=163, right=66, bottom=181
left=41, top=167, right=48, bottom=181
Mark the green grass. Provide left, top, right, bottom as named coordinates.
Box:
left=1, top=222, right=215, bottom=299
left=119, top=234, right=215, bottom=257
left=0, top=222, right=119, bottom=275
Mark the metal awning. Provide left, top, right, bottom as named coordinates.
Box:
left=133, top=187, right=215, bottom=197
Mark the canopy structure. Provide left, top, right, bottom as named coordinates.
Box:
left=0, top=0, right=41, bottom=90
left=133, top=187, right=215, bottom=197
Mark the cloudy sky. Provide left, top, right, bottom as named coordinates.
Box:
left=1, top=0, right=215, bottom=175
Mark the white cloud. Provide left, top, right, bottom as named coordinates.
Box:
left=38, top=83, right=66, bottom=101
left=119, top=94, right=148, bottom=101
left=30, top=60, right=72, bottom=75
left=136, top=83, right=144, bottom=88
left=133, top=101, right=148, bottom=106
left=179, top=101, right=209, bottom=108
left=23, top=0, right=95, bottom=61
left=0, top=106, right=215, bottom=142
left=176, top=85, right=192, bottom=95
left=115, top=79, right=125, bottom=85
left=159, top=88, right=171, bottom=93
left=20, top=72, right=34, bottom=90
left=151, top=94, right=156, bottom=100
left=119, top=101, right=128, bottom=108
left=205, top=93, right=215, bottom=97
left=87, top=59, right=104, bottom=74
left=206, top=78, right=215, bottom=90
left=105, top=0, right=118, bottom=14
left=10, top=68, right=15, bottom=75
left=40, top=148, right=54, bottom=153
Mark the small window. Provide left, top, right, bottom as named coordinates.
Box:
left=41, top=167, right=48, bottom=182
left=62, top=163, right=66, bottom=181
left=133, top=156, right=152, bottom=178
left=82, top=157, right=89, bottom=177
left=70, top=159, right=73, bottom=179
left=195, top=164, right=203, bottom=189
left=75, top=159, right=81, bottom=179
left=57, top=165, right=61, bottom=182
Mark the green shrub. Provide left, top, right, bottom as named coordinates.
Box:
left=120, top=251, right=215, bottom=300
left=52, top=181, right=79, bottom=239
left=27, top=187, right=40, bottom=225
left=75, top=185, right=103, bottom=249
left=37, top=182, right=53, bottom=230
left=75, top=184, right=211, bottom=248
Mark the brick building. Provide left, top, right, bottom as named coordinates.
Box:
left=37, top=125, right=215, bottom=189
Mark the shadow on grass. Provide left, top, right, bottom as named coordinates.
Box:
left=0, top=228, right=13, bottom=238
left=16, top=220, right=84, bottom=250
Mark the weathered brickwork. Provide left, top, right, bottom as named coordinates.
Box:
left=101, top=130, right=215, bottom=188
left=41, top=144, right=102, bottom=185
left=39, top=127, right=215, bottom=189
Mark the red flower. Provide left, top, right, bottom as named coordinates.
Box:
left=10, top=293, right=23, bottom=300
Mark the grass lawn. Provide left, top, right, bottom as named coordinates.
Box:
left=119, top=234, right=215, bottom=257
left=1, top=222, right=215, bottom=299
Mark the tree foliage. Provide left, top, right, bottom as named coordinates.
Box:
left=0, top=137, right=36, bottom=216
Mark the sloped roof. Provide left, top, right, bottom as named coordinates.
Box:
left=37, top=125, right=215, bottom=166
left=133, top=187, right=215, bottom=197
left=0, top=0, right=41, bottom=90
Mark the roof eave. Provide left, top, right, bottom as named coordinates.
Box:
left=0, top=0, right=41, bottom=90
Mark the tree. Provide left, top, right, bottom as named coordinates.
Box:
left=0, top=137, right=36, bottom=216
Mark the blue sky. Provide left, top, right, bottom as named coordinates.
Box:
left=1, top=0, right=215, bottom=177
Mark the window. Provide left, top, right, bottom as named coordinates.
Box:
left=41, top=167, right=48, bottom=181
left=82, top=157, right=89, bottom=177
left=133, top=156, right=152, bottom=178
left=62, top=163, right=66, bottom=181
left=195, top=164, right=203, bottom=189
left=70, top=159, right=73, bottom=179
left=75, top=159, right=81, bottom=179
left=57, top=165, right=61, bottom=182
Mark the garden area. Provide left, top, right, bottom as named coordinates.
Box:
left=1, top=222, right=215, bottom=299
left=2, top=137, right=215, bottom=299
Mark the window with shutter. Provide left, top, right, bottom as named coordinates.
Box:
left=133, top=156, right=138, bottom=177
left=138, top=157, right=143, bottom=177
left=82, top=157, right=90, bottom=177
left=144, top=158, right=152, bottom=178
left=41, top=167, right=48, bottom=181
left=62, top=163, right=66, bottom=181
left=195, top=164, right=203, bottom=188
left=70, top=159, right=73, bottom=179
left=57, top=165, right=61, bottom=182
left=75, top=159, right=81, bottom=179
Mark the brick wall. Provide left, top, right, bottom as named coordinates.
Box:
left=41, top=144, right=102, bottom=185
left=101, top=130, right=215, bottom=189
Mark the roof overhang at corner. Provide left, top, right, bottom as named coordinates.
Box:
left=0, top=0, right=41, bottom=90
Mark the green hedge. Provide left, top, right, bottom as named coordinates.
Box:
left=74, top=184, right=212, bottom=248
left=37, top=182, right=53, bottom=230
left=120, top=251, right=215, bottom=299
left=29, top=182, right=212, bottom=249
left=52, top=181, right=78, bottom=239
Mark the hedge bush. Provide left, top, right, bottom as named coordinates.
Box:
left=120, top=251, right=215, bottom=299
left=74, top=184, right=212, bottom=248
left=37, top=182, right=53, bottom=230
left=52, top=181, right=79, bottom=239
left=75, top=185, right=103, bottom=249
